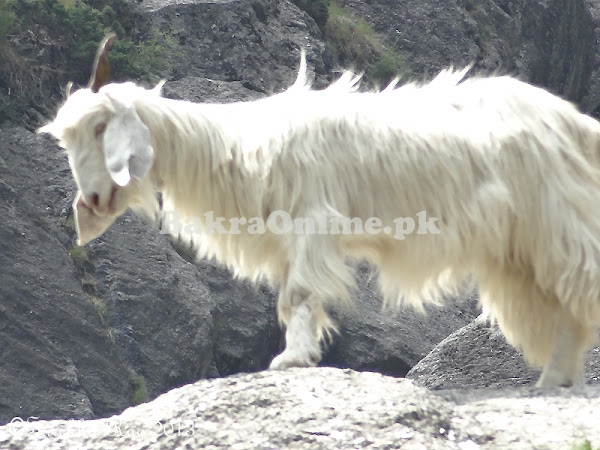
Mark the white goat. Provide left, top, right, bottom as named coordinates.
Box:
left=40, top=34, right=600, bottom=388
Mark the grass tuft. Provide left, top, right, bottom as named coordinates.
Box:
left=129, top=373, right=149, bottom=405
left=324, top=1, right=410, bottom=86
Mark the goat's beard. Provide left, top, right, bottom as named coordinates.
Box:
left=73, top=191, right=118, bottom=246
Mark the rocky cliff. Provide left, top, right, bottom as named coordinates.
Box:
left=342, top=0, right=598, bottom=106
left=1, top=0, right=600, bottom=448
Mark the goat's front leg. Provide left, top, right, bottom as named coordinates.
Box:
left=270, top=290, right=323, bottom=369
left=269, top=231, right=347, bottom=370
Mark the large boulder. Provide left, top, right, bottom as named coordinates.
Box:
left=407, top=318, right=600, bottom=389
left=1, top=368, right=599, bottom=450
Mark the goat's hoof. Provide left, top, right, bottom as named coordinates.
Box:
left=535, top=373, right=580, bottom=388
left=269, top=350, right=320, bottom=370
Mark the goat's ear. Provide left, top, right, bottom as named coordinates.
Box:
left=103, top=102, right=154, bottom=187
left=89, top=32, right=117, bottom=93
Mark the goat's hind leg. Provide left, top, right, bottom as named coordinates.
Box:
left=536, top=312, right=593, bottom=388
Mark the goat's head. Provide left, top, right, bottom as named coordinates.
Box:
left=39, top=33, right=159, bottom=245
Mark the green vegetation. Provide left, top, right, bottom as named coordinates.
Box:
left=81, top=275, right=98, bottom=294
left=291, top=0, right=409, bottom=85
left=69, top=245, right=89, bottom=264
left=323, top=1, right=410, bottom=86
left=324, top=0, right=376, bottom=66
left=0, top=0, right=15, bottom=41
left=89, top=293, right=115, bottom=343
left=64, top=214, right=76, bottom=233
left=1, top=0, right=410, bottom=124
left=67, top=234, right=97, bottom=285
left=129, top=372, right=149, bottom=405
left=7, top=0, right=167, bottom=82
left=368, top=52, right=406, bottom=85
left=64, top=214, right=111, bottom=334
left=572, top=440, right=595, bottom=450
left=88, top=293, right=107, bottom=321
left=0, top=0, right=171, bottom=125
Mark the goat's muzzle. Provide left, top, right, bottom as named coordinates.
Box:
left=73, top=190, right=119, bottom=245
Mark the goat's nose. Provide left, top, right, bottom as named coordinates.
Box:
left=90, top=193, right=100, bottom=209
left=80, top=192, right=100, bottom=212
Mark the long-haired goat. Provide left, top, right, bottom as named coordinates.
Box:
left=40, top=34, right=600, bottom=388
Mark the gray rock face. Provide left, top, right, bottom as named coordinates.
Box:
left=0, top=127, right=131, bottom=422
left=341, top=0, right=597, bottom=107
left=340, top=0, right=480, bottom=76
left=89, top=216, right=284, bottom=385
left=583, top=0, right=600, bottom=112
left=136, top=0, right=331, bottom=91
left=163, top=78, right=267, bottom=103
left=1, top=368, right=598, bottom=450
left=407, top=319, right=600, bottom=389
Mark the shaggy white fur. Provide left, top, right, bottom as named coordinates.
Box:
left=40, top=54, right=600, bottom=388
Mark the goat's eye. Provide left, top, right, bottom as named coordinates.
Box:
left=95, top=123, right=107, bottom=137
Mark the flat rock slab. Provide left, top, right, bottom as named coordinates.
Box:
left=1, top=368, right=598, bottom=450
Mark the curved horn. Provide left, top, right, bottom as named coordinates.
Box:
left=88, top=32, right=117, bottom=93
